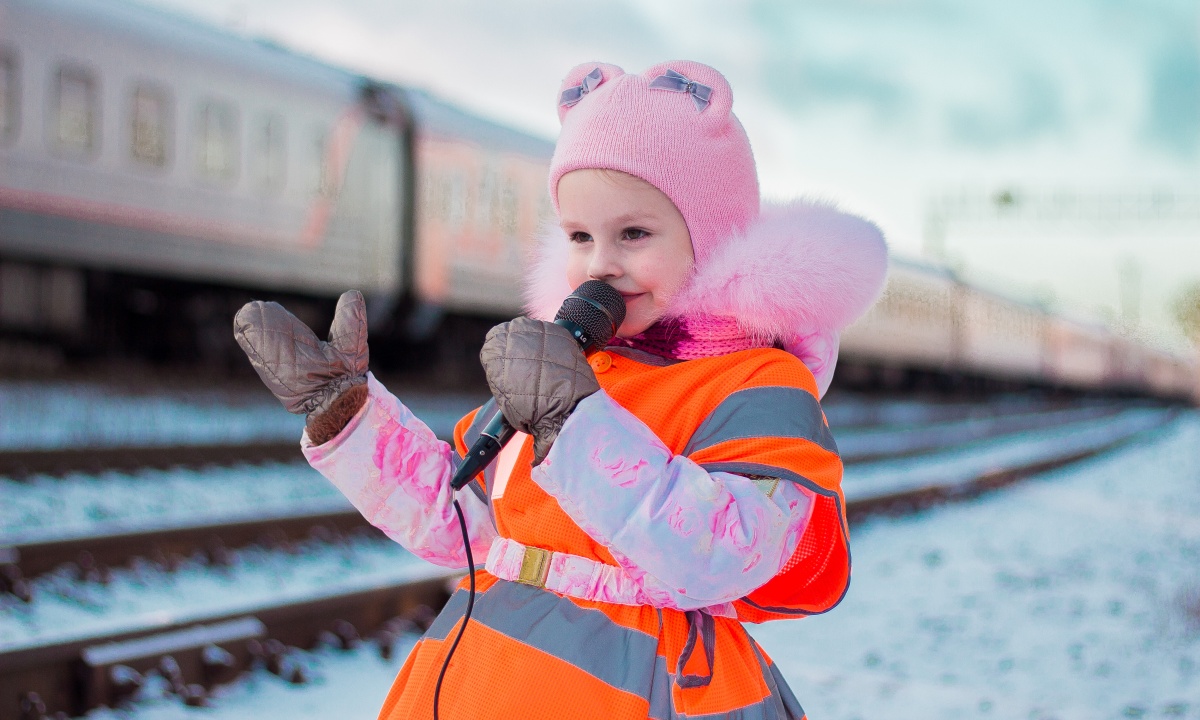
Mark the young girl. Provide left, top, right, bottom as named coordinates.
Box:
left=235, top=60, right=887, bottom=720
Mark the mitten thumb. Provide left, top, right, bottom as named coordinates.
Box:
left=327, top=290, right=369, bottom=375
left=531, top=426, right=557, bottom=467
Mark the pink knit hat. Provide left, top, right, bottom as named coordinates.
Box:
left=533, top=61, right=889, bottom=397
left=548, top=61, right=759, bottom=266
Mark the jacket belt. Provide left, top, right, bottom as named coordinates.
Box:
left=485, top=536, right=649, bottom=606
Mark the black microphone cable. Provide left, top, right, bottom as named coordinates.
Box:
left=431, top=282, right=625, bottom=717
left=433, top=498, right=475, bottom=720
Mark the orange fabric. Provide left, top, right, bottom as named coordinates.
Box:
left=381, top=348, right=843, bottom=719
left=738, top=494, right=851, bottom=621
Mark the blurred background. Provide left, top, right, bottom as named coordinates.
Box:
left=1, top=1, right=1198, bottom=719
left=143, top=0, right=1200, bottom=351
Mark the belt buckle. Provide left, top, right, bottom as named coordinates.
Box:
left=517, top=546, right=551, bottom=589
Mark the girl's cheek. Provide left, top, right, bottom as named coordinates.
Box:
left=565, top=251, right=589, bottom=287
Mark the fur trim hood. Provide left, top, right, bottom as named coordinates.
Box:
left=523, top=200, right=888, bottom=396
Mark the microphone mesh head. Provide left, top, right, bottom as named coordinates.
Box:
left=555, top=280, right=627, bottom=350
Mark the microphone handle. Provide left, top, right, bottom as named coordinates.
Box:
left=450, top=410, right=517, bottom=490
left=448, top=317, right=594, bottom=491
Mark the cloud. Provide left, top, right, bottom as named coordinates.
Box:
left=1145, top=29, right=1200, bottom=157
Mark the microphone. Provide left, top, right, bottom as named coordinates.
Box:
left=450, top=280, right=627, bottom=490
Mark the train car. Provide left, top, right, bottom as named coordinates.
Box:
left=1043, top=316, right=1111, bottom=391
left=403, top=89, right=553, bottom=329
left=1141, top=348, right=1198, bottom=402
left=0, top=0, right=552, bottom=362
left=840, top=258, right=960, bottom=378
left=956, top=283, right=1046, bottom=382
left=840, top=255, right=1199, bottom=402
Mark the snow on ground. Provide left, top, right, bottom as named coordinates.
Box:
left=0, top=533, right=452, bottom=651
left=841, top=408, right=1168, bottom=501
left=0, top=377, right=1058, bottom=451
left=1, top=399, right=1114, bottom=544
left=0, top=462, right=347, bottom=545
left=0, top=381, right=484, bottom=450
left=750, top=411, right=1200, bottom=720
left=85, top=636, right=420, bottom=720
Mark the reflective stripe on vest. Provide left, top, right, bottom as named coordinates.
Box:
left=422, top=581, right=806, bottom=719
left=683, top=385, right=838, bottom=457
left=434, top=580, right=661, bottom=699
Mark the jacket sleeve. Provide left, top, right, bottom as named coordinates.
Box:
left=301, top=372, right=496, bottom=568
left=531, top=388, right=825, bottom=610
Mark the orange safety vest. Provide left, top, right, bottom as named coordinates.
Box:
left=379, top=346, right=847, bottom=720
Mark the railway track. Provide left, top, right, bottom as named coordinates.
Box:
left=0, top=401, right=1137, bottom=587
left=0, top=441, right=305, bottom=480
left=0, top=403, right=1183, bottom=719
left=0, top=391, right=1092, bottom=479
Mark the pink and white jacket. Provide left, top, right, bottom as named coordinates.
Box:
left=302, top=200, right=886, bottom=612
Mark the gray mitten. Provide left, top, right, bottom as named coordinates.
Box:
left=479, top=317, right=600, bottom=465
left=233, top=290, right=369, bottom=417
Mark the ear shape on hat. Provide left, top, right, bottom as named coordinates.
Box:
left=556, top=62, right=625, bottom=124
left=641, top=60, right=734, bottom=133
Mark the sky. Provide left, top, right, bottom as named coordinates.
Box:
left=139, top=0, right=1200, bottom=350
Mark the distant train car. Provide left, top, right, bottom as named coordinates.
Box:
left=0, top=0, right=551, bottom=360
left=957, top=284, right=1045, bottom=381
left=404, top=91, right=554, bottom=326
left=840, top=259, right=960, bottom=374
left=840, top=258, right=1199, bottom=402
left=1142, top=349, right=1197, bottom=402
left=1043, top=316, right=1111, bottom=391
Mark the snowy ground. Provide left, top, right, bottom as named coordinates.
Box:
left=0, top=406, right=1155, bottom=546
left=51, top=410, right=1199, bottom=720
left=0, top=378, right=1057, bottom=451
left=84, top=637, right=420, bottom=720
left=750, top=411, right=1200, bottom=720
left=0, top=462, right=346, bottom=546
left=0, top=381, right=484, bottom=450
left=841, top=408, right=1168, bottom=501
left=0, top=533, right=451, bottom=651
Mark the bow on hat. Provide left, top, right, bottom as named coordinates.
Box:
left=649, top=68, right=713, bottom=111
left=559, top=67, right=605, bottom=108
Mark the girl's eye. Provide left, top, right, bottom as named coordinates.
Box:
left=623, top=228, right=649, bottom=241
left=569, top=231, right=592, bottom=244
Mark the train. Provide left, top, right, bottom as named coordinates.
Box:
left=1, top=0, right=1197, bottom=401
left=0, top=0, right=553, bottom=369
left=839, top=259, right=1199, bottom=401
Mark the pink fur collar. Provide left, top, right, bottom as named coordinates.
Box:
left=523, top=200, right=888, bottom=396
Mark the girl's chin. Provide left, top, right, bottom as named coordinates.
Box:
left=615, top=315, right=659, bottom=339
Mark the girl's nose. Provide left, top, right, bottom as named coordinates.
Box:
left=587, top=241, right=623, bottom=281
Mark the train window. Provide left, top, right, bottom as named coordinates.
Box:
left=131, top=85, right=171, bottom=167
left=0, top=49, right=17, bottom=143
left=315, top=128, right=336, bottom=197
left=253, top=114, right=286, bottom=191
left=419, top=172, right=437, bottom=221
left=475, top=166, right=497, bottom=229
left=498, top=177, right=520, bottom=237
left=196, top=100, right=238, bottom=181
left=446, top=171, right=466, bottom=231
left=53, top=65, right=98, bottom=155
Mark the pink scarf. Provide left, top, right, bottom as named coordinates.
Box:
left=608, top=315, right=774, bottom=361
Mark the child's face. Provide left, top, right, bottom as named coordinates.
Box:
left=558, top=169, right=694, bottom=337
